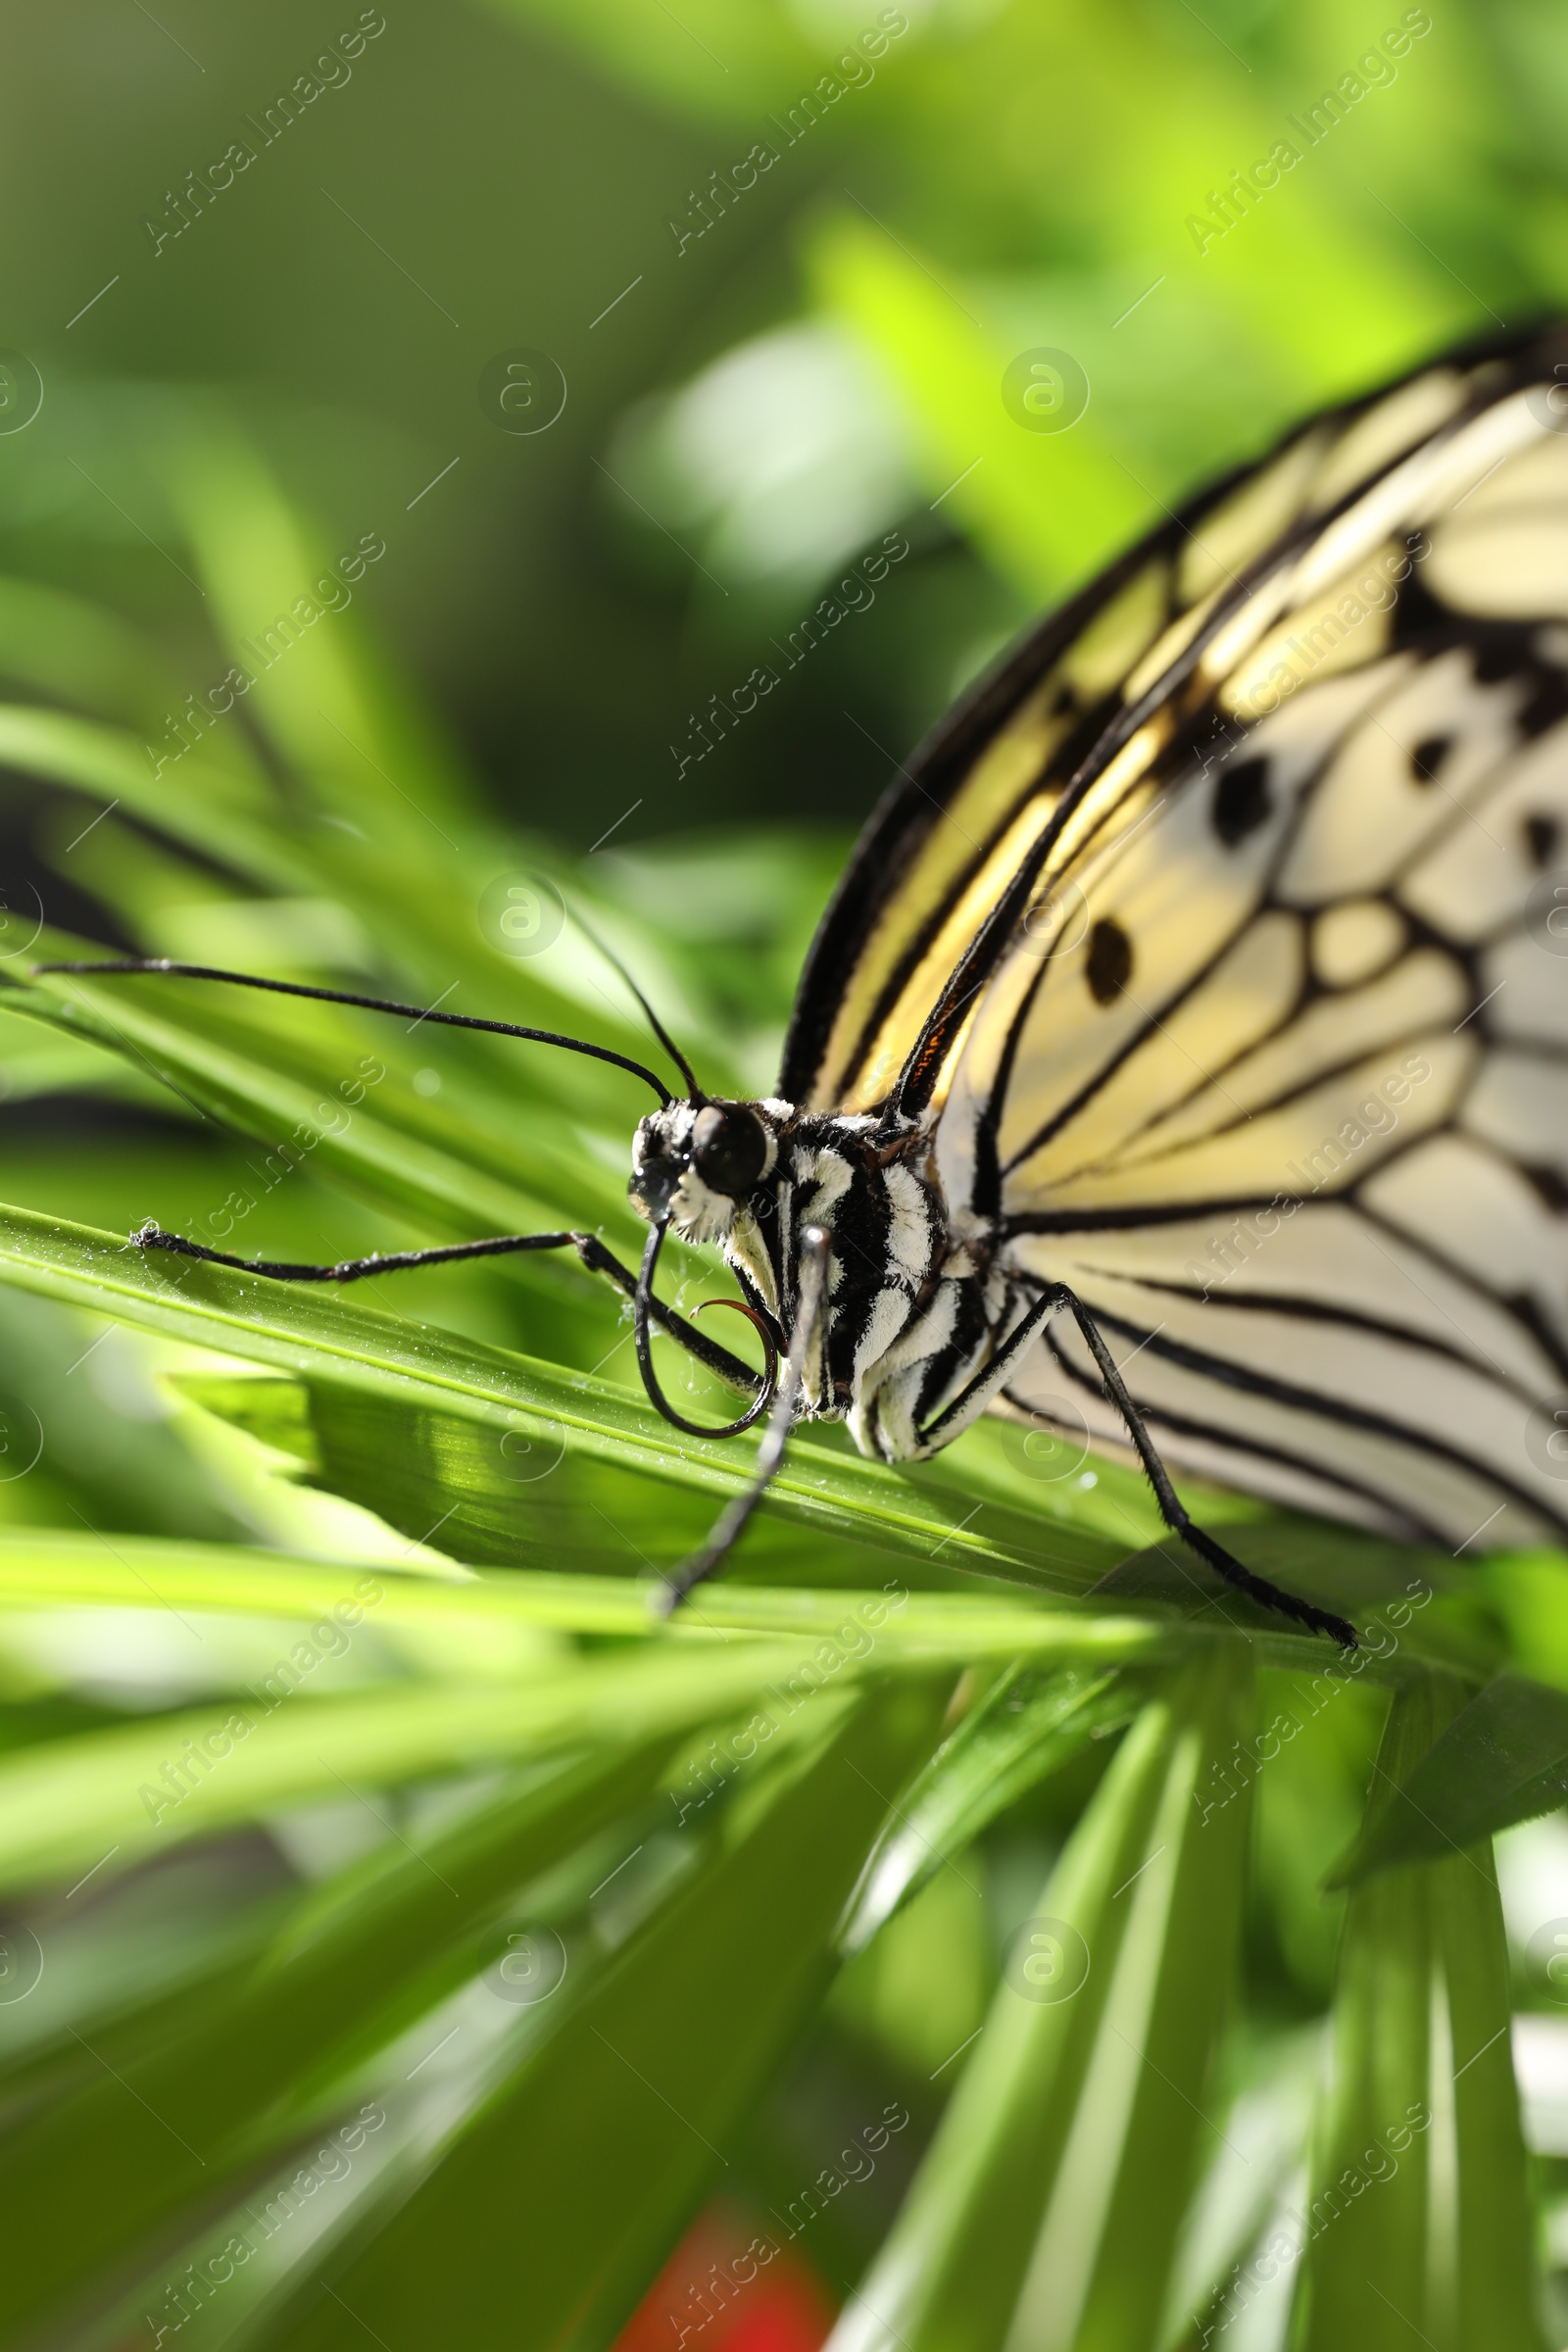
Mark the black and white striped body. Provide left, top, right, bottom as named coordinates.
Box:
left=629, top=1090, right=1359, bottom=1644
left=631, top=1100, right=1026, bottom=1465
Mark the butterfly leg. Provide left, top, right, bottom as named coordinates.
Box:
left=653, top=1225, right=832, bottom=1615
left=911, top=1281, right=1355, bottom=1647
left=129, top=1224, right=764, bottom=1393
left=131, top=1222, right=585, bottom=1284
left=1049, top=1286, right=1357, bottom=1651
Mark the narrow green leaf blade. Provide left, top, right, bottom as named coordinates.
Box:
left=0, top=1530, right=1170, bottom=1667
left=1331, top=1672, right=1568, bottom=1885
left=841, top=1661, right=1134, bottom=1952
left=0, top=705, right=303, bottom=886
left=831, top=1644, right=1257, bottom=2351
left=0, top=1640, right=878, bottom=1893
left=808, top=216, right=1149, bottom=600
left=1296, top=1674, right=1544, bottom=2349
left=253, top=1681, right=950, bottom=2352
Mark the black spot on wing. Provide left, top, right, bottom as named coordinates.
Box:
left=1211, top=758, right=1271, bottom=846
left=1526, top=813, right=1561, bottom=870
left=1086, top=918, right=1133, bottom=1004
left=1409, top=734, right=1452, bottom=785
left=1521, top=1160, right=1568, bottom=1214
left=1389, top=558, right=1451, bottom=648
left=1472, top=640, right=1519, bottom=687
left=1519, top=664, right=1568, bottom=741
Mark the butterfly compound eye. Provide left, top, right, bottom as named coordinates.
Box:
left=691, top=1103, right=767, bottom=1198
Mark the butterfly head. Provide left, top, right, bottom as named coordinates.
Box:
left=629, top=1099, right=782, bottom=1243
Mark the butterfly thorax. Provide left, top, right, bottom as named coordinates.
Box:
left=630, top=1099, right=1004, bottom=1457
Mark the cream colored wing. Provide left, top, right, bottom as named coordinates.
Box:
left=780, top=332, right=1545, bottom=1119
left=912, top=336, right=1568, bottom=1548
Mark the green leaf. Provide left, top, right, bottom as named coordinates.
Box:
left=808, top=214, right=1150, bottom=601
left=0, top=1740, right=669, bottom=2345
left=0, top=1201, right=1144, bottom=1590
left=248, top=1680, right=950, bottom=2352
left=0, top=1002, right=168, bottom=1109
left=0, top=705, right=303, bottom=887
left=841, top=1660, right=1136, bottom=1952
left=0, top=574, right=182, bottom=726
left=0, top=1638, right=890, bottom=1894
left=189, top=1358, right=1198, bottom=1592
left=476, top=0, right=826, bottom=123
left=829, top=1644, right=1257, bottom=2351
left=169, top=1373, right=319, bottom=1466
left=0, top=1529, right=1170, bottom=1667
left=1468, top=1549, right=1568, bottom=1692
left=1295, top=1674, right=1543, bottom=2348
left=1331, top=1671, right=1568, bottom=1885
left=153, top=415, right=481, bottom=843
left=1158, top=2028, right=1321, bottom=2352
left=0, top=1850, right=292, bottom=2100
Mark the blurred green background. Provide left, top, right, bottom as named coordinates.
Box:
left=4, top=0, right=1564, bottom=862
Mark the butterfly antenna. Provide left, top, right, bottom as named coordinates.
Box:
left=28, top=958, right=673, bottom=1102
left=568, top=906, right=705, bottom=1103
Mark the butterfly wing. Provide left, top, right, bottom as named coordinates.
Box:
left=787, top=324, right=1568, bottom=1548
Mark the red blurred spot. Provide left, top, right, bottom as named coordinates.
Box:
left=614, top=2206, right=834, bottom=2352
